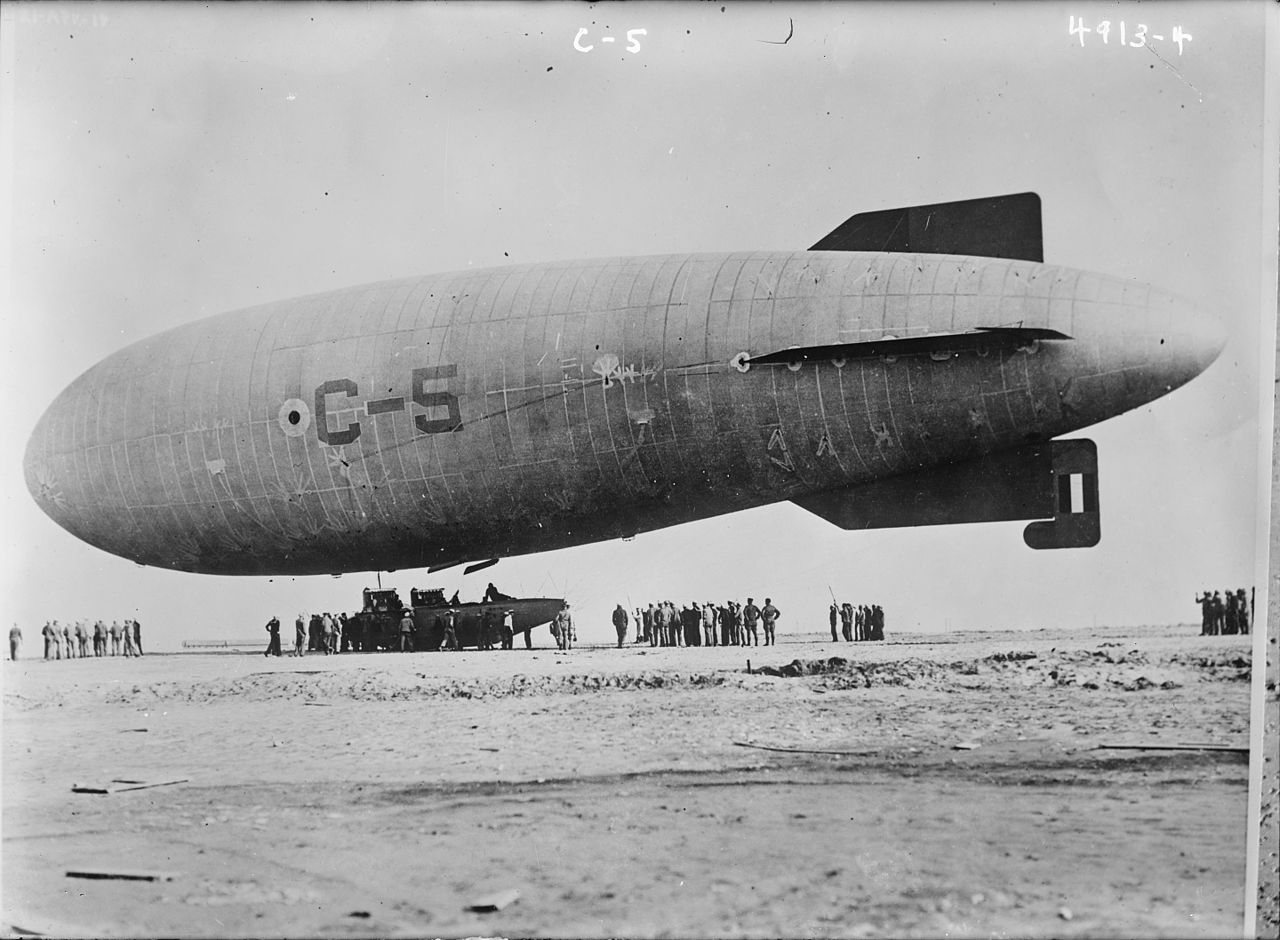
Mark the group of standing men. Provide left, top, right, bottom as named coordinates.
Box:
left=12, top=619, right=143, bottom=661
left=624, top=598, right=782, bottom=648
left=828, top=603, right=886, bottom=642
left=265, top=612, right=360, bottom=656
left=1194, top=588, right=1252, bottom=636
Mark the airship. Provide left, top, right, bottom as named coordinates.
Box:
left=24, top=193, right=1224, bottom=577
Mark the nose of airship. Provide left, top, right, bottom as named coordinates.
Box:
left=1167, top=298, right=1227, bottom=382
left=1046, top=276, right=1226, bottom=430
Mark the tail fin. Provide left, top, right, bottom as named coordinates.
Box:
left=809, top=192, right=1043, bottom=262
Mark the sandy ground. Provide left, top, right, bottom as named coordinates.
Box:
left=1, top=624, right=1255, bottom=938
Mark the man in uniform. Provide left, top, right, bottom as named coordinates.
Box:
left=109, top=620, right=123, bottom=656
left=742, top=598, right=761, bottom=647
left=62, top=622, right=75, bottom=658
left=558, top=604, right=575, bottom=651
left=42, top=621, right=55, bottom=660
left=10, top=623, right=21, bottom=660
left=1194, top=590, right=1213, bottom=635
left=264, top=616, right=282, bottom=657
left=399, top=610, right=415, bottom=652
left=442, top=608, right=459, bottom=651
left=703, top=602, right=718, bottom=647
left=829, top=602, right=839, bottom=642
left=501, top=609, right=515, bottom=649
left=1211, top=591, right=1225, bottom=635
left=681, top=604, right=698, bottom=648
left=122, top=620, right=136, bottom=657
left=93, top=620, right=105, bottom=656
left=294, top=614, right=307, bottom=656
left=612, top=604, right=629, bottom=648
left=1237, top=588, right=1251, bottom=634
left=131, top=619, right=143, bottom=656
left=760, top=598, right=781, bottom=646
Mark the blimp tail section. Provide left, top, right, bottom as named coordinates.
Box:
left=792, top=439, right=1100, bottom=550
left=810, top=192, right=1043, bottom=262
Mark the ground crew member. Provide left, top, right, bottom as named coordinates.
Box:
left=442, top=609, right=458, bottom=651
left=684, top=604, right=701, bottom=647
left=703, top=602, right=718, bottom=647
left=109, top=620, right=123, bottom=656
left=399, top=611, right=415, bottom=652
left=93, top=620, right=105, bottom=656
left=62, top=622, right=75, bottom=658
left=761, top=598, right=781, bottom=646
left=742, top=598, right=761, bottom=646
left=331, top=614, right=343, bottom=652
left=502, top=609, right=515, bottom=649
left=613, top=604, right=629, bottom=648
left=558, top=604, right=575, bottom=651
left=1194, top=590, right=1213, bottom=635
left=10, top=623, right=21, bottom=660
left=132, top=619, right=143, bottom=656
left=829, top=603, right=839, bottom=641
left=1237, top=588, right=1250, bottom=634
left=122, top=621, right=136, bottom=657
left=264, top=616, right=282, bottom=657
left=42, top=621, right=55, bottom=660
left=294, top=614, right=307, bottom=656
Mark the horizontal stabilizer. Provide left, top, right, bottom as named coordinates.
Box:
left=809, top=192, right=1043, bottom=262
left=747, top=326, right=1070, bottom=366
left=792, top=439, right=1099, bottom=549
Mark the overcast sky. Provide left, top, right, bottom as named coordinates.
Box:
left=1, top=1, right=1272, bottom=649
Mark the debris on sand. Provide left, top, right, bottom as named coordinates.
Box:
left=732, top=740, right=876, bottom=756
left=71, top=778, right=188, bottom=795
left=66, top=868, right=177, bottom=882
left=466, top=888, right=521, bottom=912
